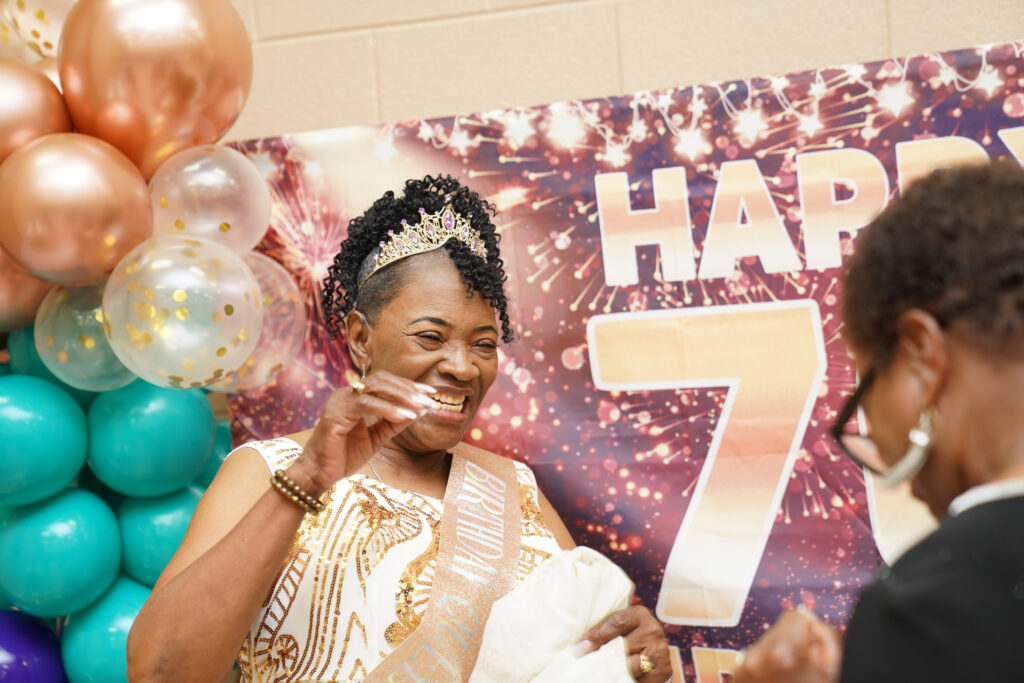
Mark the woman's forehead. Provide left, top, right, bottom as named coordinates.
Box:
left=382, top=252, right=497, bottom=325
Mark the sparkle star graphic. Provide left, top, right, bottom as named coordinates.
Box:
left=734, top=108, right=768, bottom=142
left=876, top=81, right=914, bottom=117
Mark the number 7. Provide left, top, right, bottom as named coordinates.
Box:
left=587, top=300, right=826, bottom=626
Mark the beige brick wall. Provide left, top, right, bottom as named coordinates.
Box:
left=225, top=0, right=1024, bottom=142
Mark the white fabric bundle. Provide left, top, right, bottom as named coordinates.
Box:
left=470, top=547, right=635, bottom=683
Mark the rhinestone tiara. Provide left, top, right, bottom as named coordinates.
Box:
left=359, top=204, right=488, bottom=288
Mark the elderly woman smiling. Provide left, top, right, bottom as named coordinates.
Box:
left=126, top=175, right=671, bottom=683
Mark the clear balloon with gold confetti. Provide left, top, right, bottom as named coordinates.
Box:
left=102, top=235, right=262, bottom=389
left=32, top=283, right=135, bottom=391
left=6, top=0, right=76, bottom=58
left=0, top=3, right=32, bottom=60
left=206, top=252, right=306, bottom=394
left=148, top=145, right=271, bottom=253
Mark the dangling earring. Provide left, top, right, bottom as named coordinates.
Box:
left=351, top=361, right=370, bottom=396
left=881, top=407, right=935, bottom=487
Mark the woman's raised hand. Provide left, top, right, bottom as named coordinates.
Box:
left=293, top=371, right=436, bottom=492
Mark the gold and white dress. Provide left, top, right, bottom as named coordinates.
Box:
left=232, top=437, right=563, bottom=683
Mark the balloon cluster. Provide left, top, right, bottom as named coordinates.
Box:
left=0, top=363, right=233, bottom=681
left=0, top=1, right=305, bottom=680
left=0, top=0, right=306, bottom=392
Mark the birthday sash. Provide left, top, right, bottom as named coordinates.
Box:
left=364, top=442, right=521, bottom=683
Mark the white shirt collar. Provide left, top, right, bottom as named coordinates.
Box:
left=947, top=477, right=1024, bottom=516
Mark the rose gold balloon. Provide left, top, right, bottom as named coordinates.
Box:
left=0, top=56, right=71, bottom=164
left=58, top=0, right=253, bottom=180
left=0, top=244, right=52, bottom=331
left=0, top=133, right=153, bottom=285
left=33, top=56, right=61, bottom=92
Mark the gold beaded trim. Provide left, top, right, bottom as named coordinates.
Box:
left=271, top=469, right=325, bottom=515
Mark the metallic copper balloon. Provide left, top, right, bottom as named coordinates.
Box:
left=0, top=56, right=71, bottom=164
left=58, top=0, right=253, bottom=180
left=0, top=244, right=52, bottom=331
left=0, top=133, right=153, bottom=285
left=32, top=56, right=62, bottom=92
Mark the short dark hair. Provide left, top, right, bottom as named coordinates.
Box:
left=321, top=174, right=514, bottom=343
left=842, top=160, right=1024, bottom=360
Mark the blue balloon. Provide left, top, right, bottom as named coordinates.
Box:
left=193, top=418, right=232, bottom=488
left=0, top=375, right=87, bottom=506
left=6, top=327, right=97, bottom=409
left=87, top=383, right=215, bottom=497
left=0, top=489, right=120, bottom=617
left=61, top=576, right=149, bottom=683
left=118, top=486, right=202, bottom=587
left=0, top=609, right=69, bottom=682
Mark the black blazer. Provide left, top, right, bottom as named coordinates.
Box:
left=841, top=495, right=1024, bottom=682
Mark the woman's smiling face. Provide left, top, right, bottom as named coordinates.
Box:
left=348, top=250, right=501, bottom=455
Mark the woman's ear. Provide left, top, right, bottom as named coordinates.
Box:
left=345, top=310, right=372, bottom=372
left=895, top=308, right=948, bottom=407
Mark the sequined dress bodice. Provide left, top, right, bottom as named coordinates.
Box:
left=233, top=438, right=562, bottom=683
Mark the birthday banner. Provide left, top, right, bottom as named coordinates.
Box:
left=229, top=41, right=1024, bottom=681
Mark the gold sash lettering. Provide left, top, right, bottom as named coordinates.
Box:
left=366, top=443, right=520, bottom=683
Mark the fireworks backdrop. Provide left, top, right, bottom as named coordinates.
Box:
left=228, top=41, right=1024, bottom=680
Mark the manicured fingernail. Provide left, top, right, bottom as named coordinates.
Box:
left=415, top=383, right=436, bottom=393
left=412, top=393, right=436, bottom=408
left=397, top=407, right=418, bottom=420
left=572, top=640, right=593, bottom=658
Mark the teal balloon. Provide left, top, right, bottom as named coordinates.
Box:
left=7, top=327, right=97, bottom=409
left=62, top=576, right=150, bottom=683
left=118, top=486, right=201, bottom=586
left=87, top=383, right=214, bottom=497
left=74, top=463, right=125, bottom=511
left=0, top=489, right=120, bottom=617
left=0, top=374, right=87, bottom=506
left=194, top=418, right=232, bottom=488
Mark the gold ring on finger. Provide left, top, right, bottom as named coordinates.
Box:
left=350, top=380, right=366, bottom=395
left=639, top=654, right=655, bottom=674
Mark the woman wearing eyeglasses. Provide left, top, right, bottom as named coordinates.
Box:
left=733, top=161, right=1024, bottom=683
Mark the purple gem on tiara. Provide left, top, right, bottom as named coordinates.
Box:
left=444, top=213, right=454, bottom=230
left=418, top=207, right=426, bottom=214
left=379, top=241, right=385, bottom=247
left=395, top=239, right=404, bottom=249
left=410, top=232, right=419, bottom=243
left=400, top=219, right=408, bottom=226
left=426, top=223, right=435, bottom=235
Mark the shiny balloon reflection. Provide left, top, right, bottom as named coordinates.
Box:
left=6, top=0, right=77, bottom=58
left=58, top=0, right=253, bottom=179
left=149, top=145, right=272, bottom=253
left=0, top=133, right=152, bottom=285
left=0, top=56, right=71, bottom=164
left=102, top=235, right=262, bottom=389
left=208, top=252, right=305, bottom=393
left=33, top=284, right=136, bottom=391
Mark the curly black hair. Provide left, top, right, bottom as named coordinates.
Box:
left=842, top=160, right=1024, bottom=361
left=322, top=174, right=514, bottom=343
